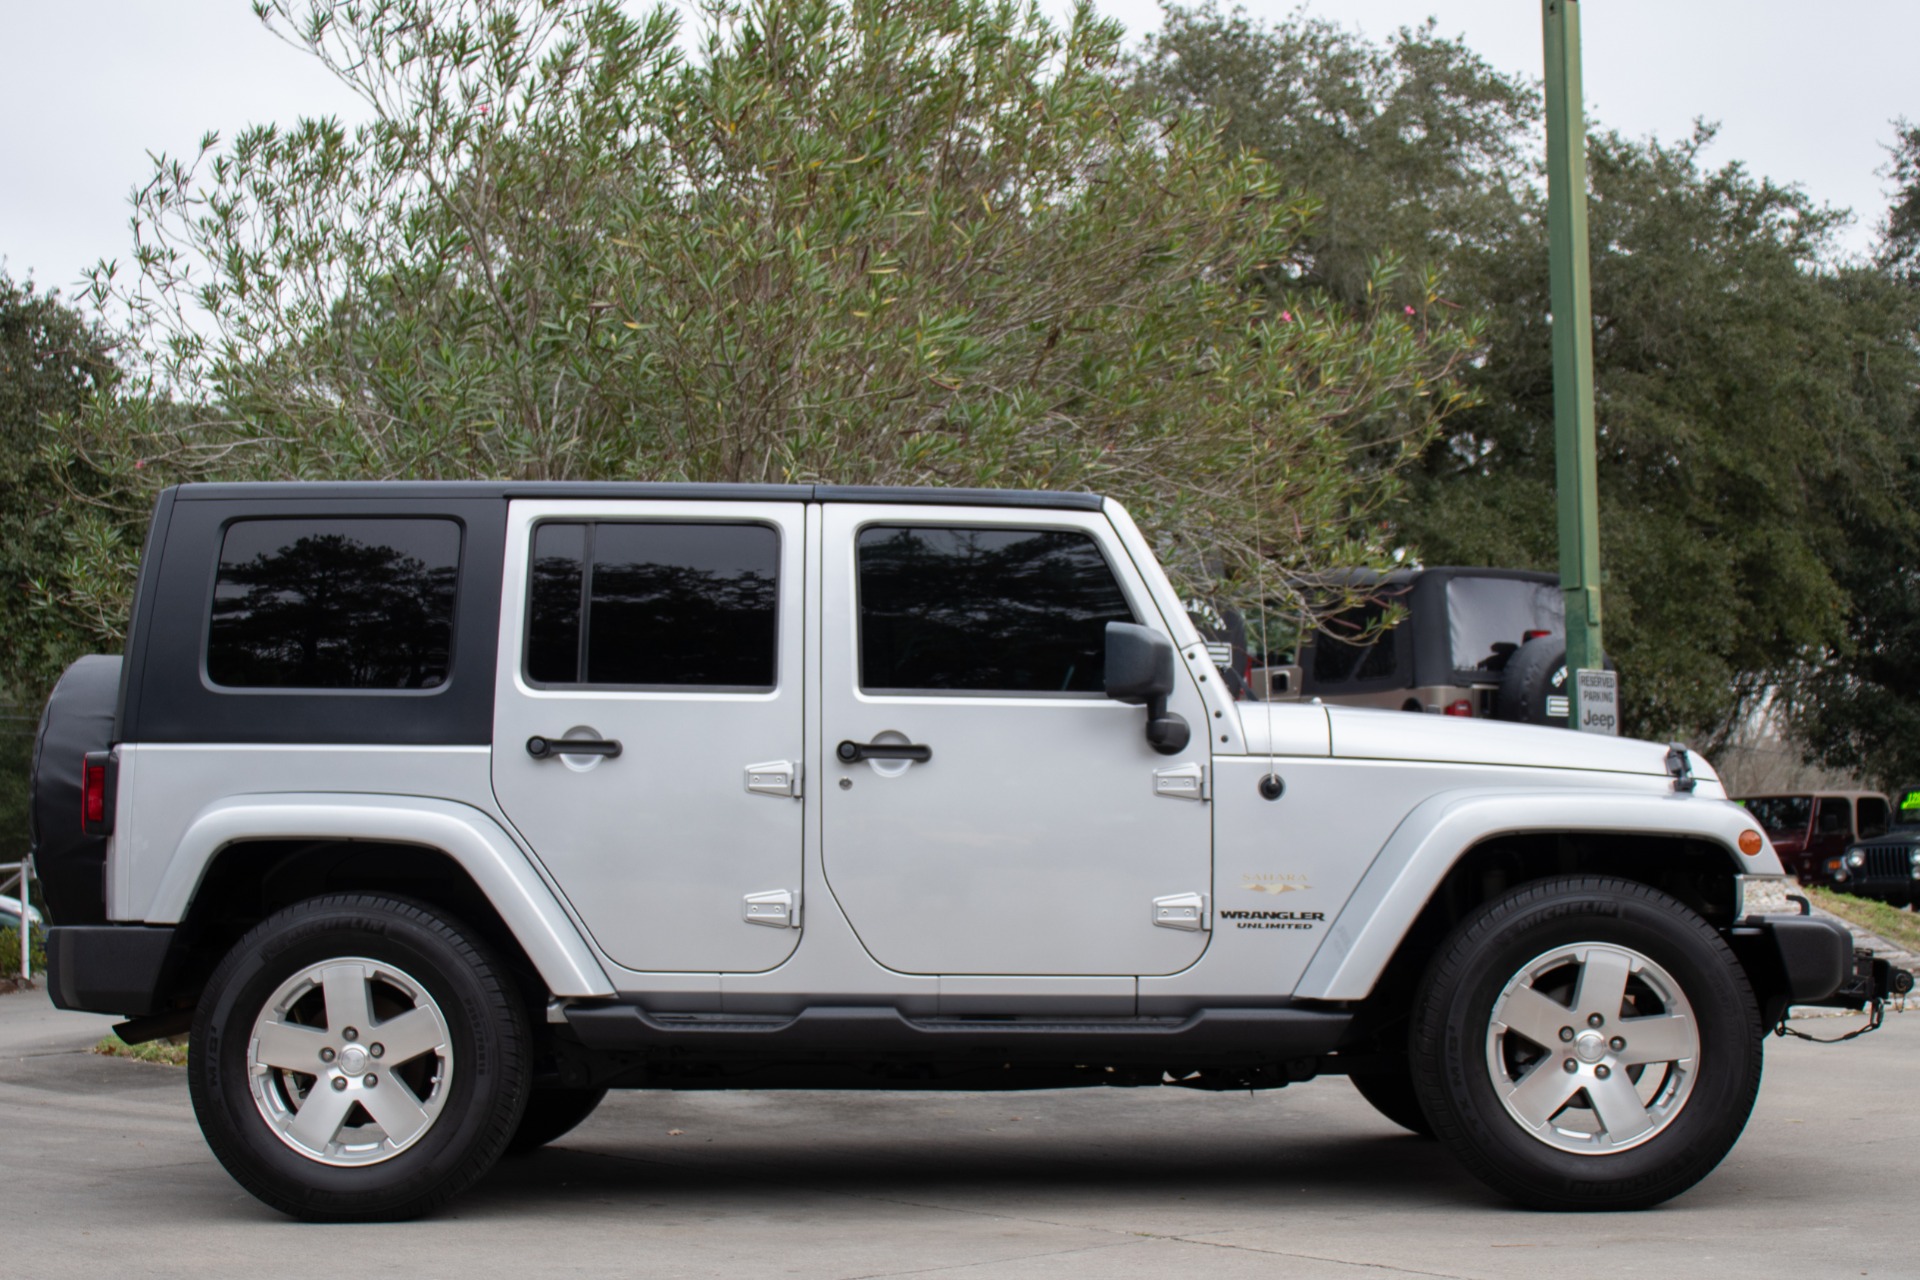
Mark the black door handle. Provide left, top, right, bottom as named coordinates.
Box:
left=836, top=739, right=932, bottom=764
left=527, top=735, right=622, bottom=760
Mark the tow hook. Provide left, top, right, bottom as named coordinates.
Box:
left=1773, top=951, right=1914, bottom=1044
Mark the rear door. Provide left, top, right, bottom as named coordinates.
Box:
left=818, top=503, right=1213, bottom=977
left=491, top=499, right=806, bottom=973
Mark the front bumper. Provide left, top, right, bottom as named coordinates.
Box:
left=1728, top=913, right=1855, bottom=1005
left=45, top=925, right=177, bottom=1017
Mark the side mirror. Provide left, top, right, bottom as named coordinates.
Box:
left=1104, top=622, right=1190, bottom=755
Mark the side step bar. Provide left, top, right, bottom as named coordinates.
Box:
left=563, top=1004, right=1352, bottom=1063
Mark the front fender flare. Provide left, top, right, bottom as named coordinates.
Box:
left=147, top=793, right=615, bottom=998
left=1293, top=788, right=1771, bottom=1002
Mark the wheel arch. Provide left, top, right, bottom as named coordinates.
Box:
left=149, top=794, right=614, bottom=1007
left=1296, top=788, right=1769, bottom=1005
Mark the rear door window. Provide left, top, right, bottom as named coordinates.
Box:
left=523, top=521, right=779, bottom=690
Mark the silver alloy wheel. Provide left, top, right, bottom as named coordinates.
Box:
left=1485, top=942, right=1700, bottom=1155
left=246, top=957, right=453, bottom=1167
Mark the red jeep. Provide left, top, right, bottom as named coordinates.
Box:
left=1738, top=792, right=1890, bottom=883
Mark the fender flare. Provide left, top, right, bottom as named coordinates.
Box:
left=1293, top=788, right=1772, bottom=1002
left=146, top=793, right=615, bottom=998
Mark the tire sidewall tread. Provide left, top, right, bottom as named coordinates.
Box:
left=189, top=893, right=530, bottom=1222
left=1411, top=875, right=1762, bottom=1211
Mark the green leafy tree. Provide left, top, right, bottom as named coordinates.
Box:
left=1134, top=2, right=1537, bottom=311
left=1134, top=5, right=1920, bottom=746
left=1783, top=126, right=1920, bottom=787
left=71, top=0, right=1474, bottom=643
left=0, top=275, right=122, bottom=856
left=1405, top=127, right=1919, bottom=744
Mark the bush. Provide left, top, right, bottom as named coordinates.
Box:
left=0, top=925, right=46, bottom=978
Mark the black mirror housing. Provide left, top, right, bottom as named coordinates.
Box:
left=1105, top=622, right=1189, bottom=755
left=1105, top=622, right=1175, bottom=705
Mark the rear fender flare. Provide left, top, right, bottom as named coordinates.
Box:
left=146, top=793, right=614, bottom=998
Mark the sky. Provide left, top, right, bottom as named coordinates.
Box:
left=2, top=0, right=1915, bottom=296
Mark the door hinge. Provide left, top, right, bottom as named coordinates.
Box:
left=745, top=760, right=801, bottom=798
left=1152, top=892, right=1210, bottom=932
left=742, top=888, right=800, bottom=929
left=1153, top=763, right=1208, bottom=801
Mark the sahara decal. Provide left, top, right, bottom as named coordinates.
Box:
left=1241, top=873, right=1311, bottom=895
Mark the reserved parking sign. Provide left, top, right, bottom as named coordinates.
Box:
left=1575, top=668, right=1619, bottom=735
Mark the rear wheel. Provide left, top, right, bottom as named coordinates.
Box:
left=1411, top=876, right=1762, bottom=1210
left=189, top=895, right=530, bottom=1221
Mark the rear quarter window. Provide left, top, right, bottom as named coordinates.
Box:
left=206, top=518, right=462, bottom=690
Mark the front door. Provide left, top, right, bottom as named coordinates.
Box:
left=819, top=503, right=1213, bottom=977
left=491, top=499, right=806, bottom=973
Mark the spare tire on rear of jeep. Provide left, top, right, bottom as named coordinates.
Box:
left=30, top=655, right=122, bottom=925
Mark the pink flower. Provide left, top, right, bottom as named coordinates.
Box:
left=1279, top=311, right=1293, bottom=323
left=1404, top=305, right=1416, bottom=316
left=134, top=459, right=147, bottom=470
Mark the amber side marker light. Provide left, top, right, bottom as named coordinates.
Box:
left=1738, top=830, right=1764, bottom=856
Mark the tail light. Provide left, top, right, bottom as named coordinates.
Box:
left=81, top=750, right=115, bottom=836
left=1523, top=629, right=1553, bottom=641
left=1444, top=698, right=1474, bottom=717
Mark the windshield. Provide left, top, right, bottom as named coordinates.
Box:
left=1743, top=796, right=1813, bottom=836
left=1895, top=786, right=1920, bottom=829
left=1446, top=577, right=1564, bottom=672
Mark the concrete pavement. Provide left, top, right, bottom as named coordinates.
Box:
left=3, top=986, right=1912, bottom=1279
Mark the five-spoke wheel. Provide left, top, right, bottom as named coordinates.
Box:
left=247, top=957, right=454, bottom=1165
left=1412, top=876, right=1762, bottom=1210
left=190, top=895, right=529, bottom=1221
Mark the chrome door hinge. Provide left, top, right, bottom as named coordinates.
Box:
left=1152, top=892, right=1210, bottom=932
left=745, top=760, right=801, bottom=798
left=743, top=888, right=800, bottom=929
left=1153, top=763, right=1208, bottom=801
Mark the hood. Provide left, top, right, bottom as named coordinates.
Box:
left=1324, top=705, right=1713, bottom=781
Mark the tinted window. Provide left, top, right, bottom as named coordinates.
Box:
left=1897, top=786, right=1920, bottom=829
left=525, top=522, right=778, bottom=689
left=208, top=518, right=461, bottom=689
left=1859, top=797, right=1890, bottom=839
left=1744, top=796, right=1813, bottom=836
left=857, top=526, right=1133, bottom=693
left=1311, top=602, right=1400, bottom=685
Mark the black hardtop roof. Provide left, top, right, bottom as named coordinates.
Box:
left=165, top=481, right=1105, bottom=511
left=1299, top=565, right=1561, bottom=591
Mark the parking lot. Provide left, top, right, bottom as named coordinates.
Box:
left=4, top=986, right=1913, bottom=1279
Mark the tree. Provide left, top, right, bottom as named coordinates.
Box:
left=1880, top=118, right=1920, bottom=282
left=0, top=274, right=121, bottom=855
left=1783, top=124, right=1920, bottom=788
left=1405, top=127, right=1919, bottom=744
left=1133, top=5, right=1920, bottom=745
left=71, top=0, right=1474, bottom=645
left=1134, top=2, right=1538, bottom=312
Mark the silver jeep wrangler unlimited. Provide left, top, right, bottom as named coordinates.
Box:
left=31, top=482, right=1878, bottom=1220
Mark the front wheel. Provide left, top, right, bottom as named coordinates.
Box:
left=189, top=894, right=531, bottom=1221
left=1411, top=876, right=1762, bottom=1210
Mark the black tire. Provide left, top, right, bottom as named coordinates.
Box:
left=1493, top=637, right=1567, bottom=726
left=1349, top=1063, right=1435, bottom=1138
left=189, top=894, right=531, bottom=1221
left=506, top=1087, right=609, bottom=1155
left=1410, top=876, right=1762, bottom=1211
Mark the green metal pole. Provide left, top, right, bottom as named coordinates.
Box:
left=1543, top=0, right=1605, bottom=690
